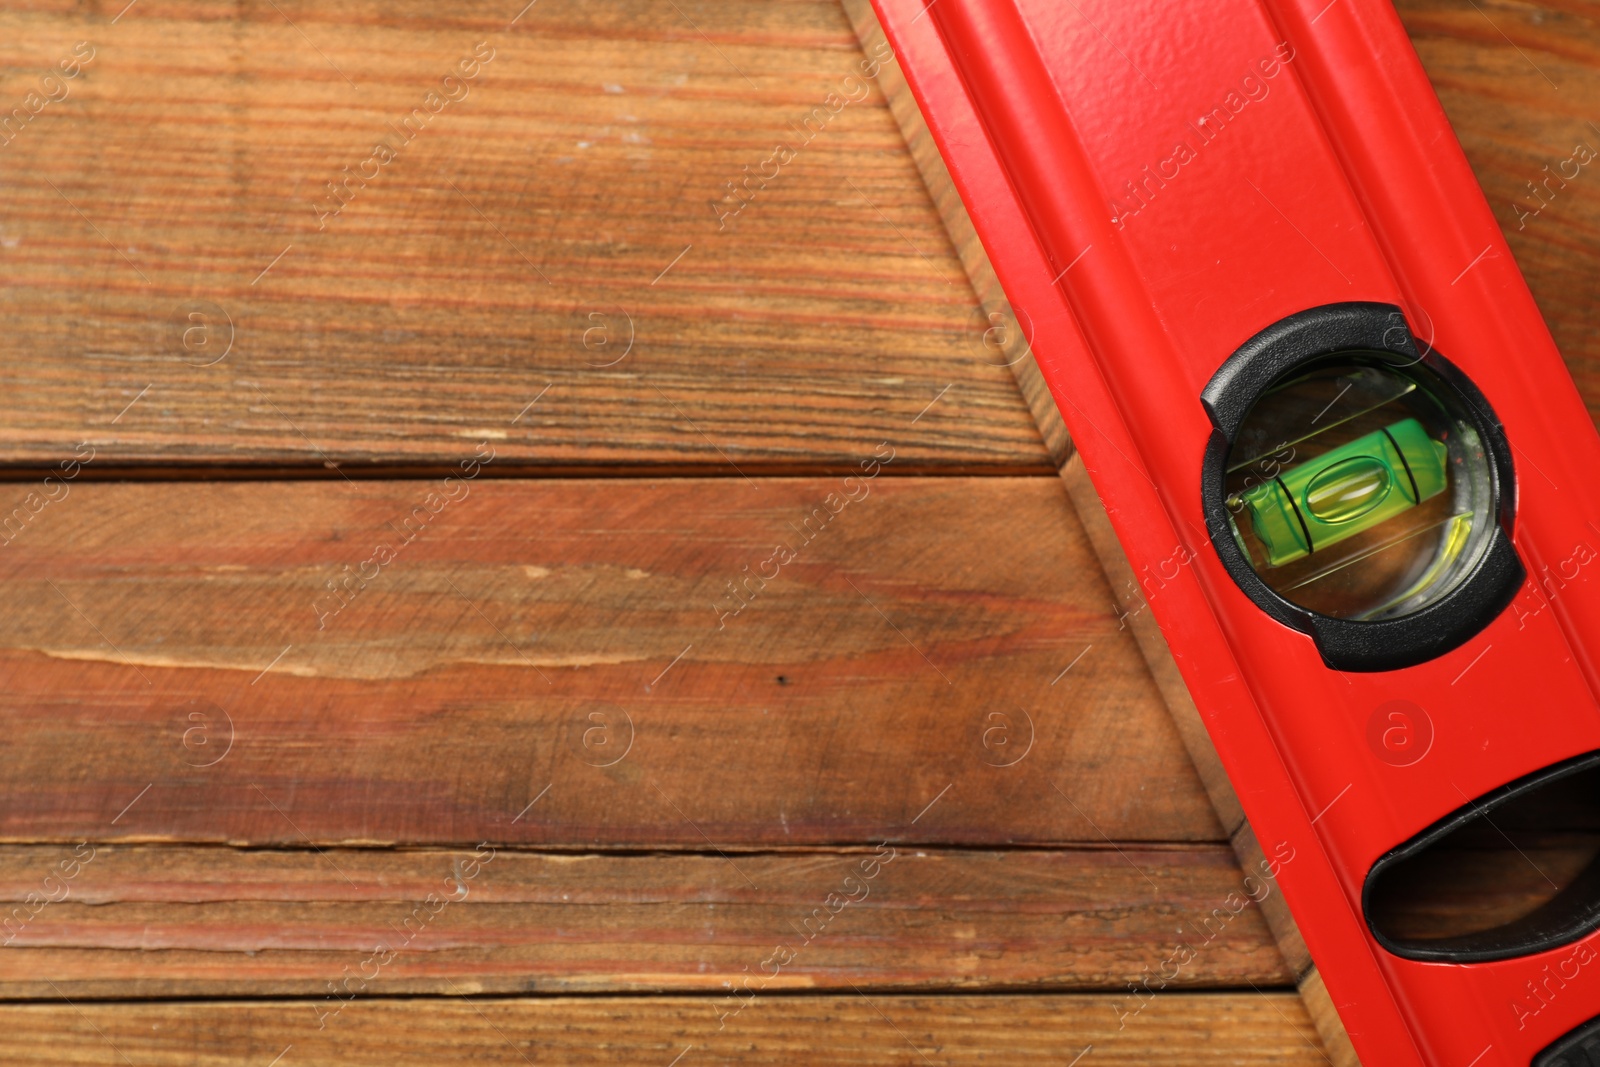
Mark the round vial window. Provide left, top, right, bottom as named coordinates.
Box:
left=1221, top=355, right=1501, bottom=620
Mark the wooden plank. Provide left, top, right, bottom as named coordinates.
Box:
left=1396, top=0, right=1600, bottom=426
left=0, top=993, right=1328, bottom=1064
left=0, top=0, right=1048, bottom=473
left=0, top=844, right=1291, bottom=998
left=0, top=477, right=1218, bottom=846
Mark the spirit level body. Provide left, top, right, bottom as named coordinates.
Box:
left=870, top=0, right=1600, bottom=1062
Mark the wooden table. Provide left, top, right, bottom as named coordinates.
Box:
left=0, top=1, right=1591, bottom=1061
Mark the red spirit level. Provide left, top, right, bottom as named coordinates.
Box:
left=870, top=0, right=1600, bottom=1063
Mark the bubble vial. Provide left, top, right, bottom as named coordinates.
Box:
left=1231, top=418, right=1448, bottom=567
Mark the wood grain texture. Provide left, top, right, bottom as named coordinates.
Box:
left=0, top=994, right=1329, bottom=1065
left=0, top=477, right=1218, bottom=846
left=0, top=0, right=1048, bottom=474
left=0, top=844, right=1291, bottom=997
left=1396, top=0, right=1600, bottom=427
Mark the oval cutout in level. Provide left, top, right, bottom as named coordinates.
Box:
left=1364, top=751, right=1600, bottom=963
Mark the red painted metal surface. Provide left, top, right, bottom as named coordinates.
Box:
left=871, top=0, right=1600, bottom=1062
